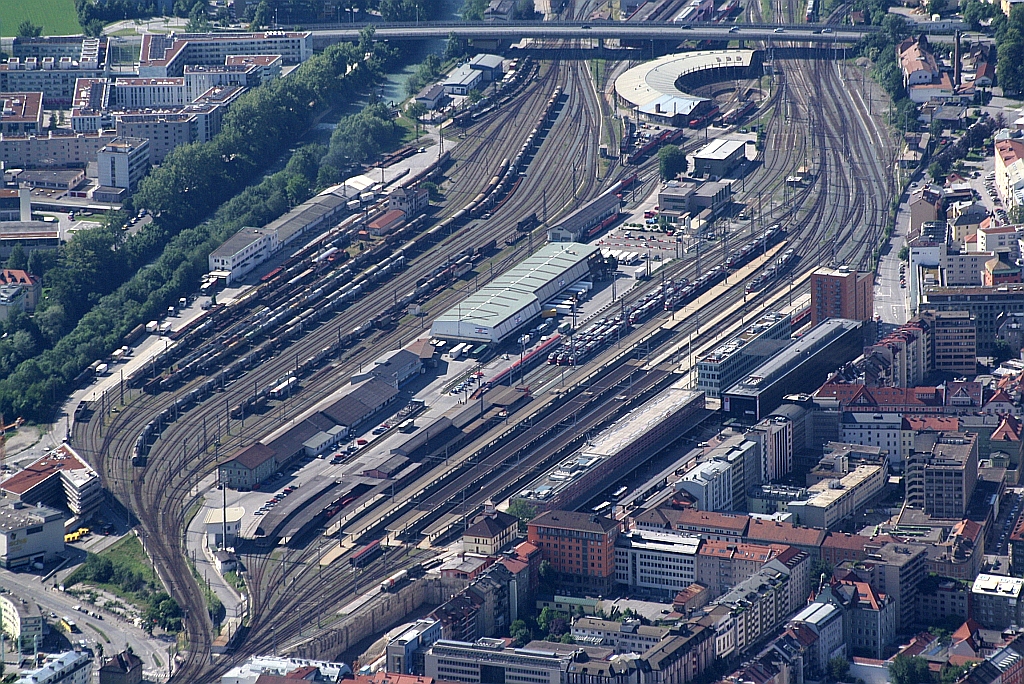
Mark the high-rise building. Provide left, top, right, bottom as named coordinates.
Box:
left=97, top=137, right=150, bottom=193
left=810, top=266, right=874, bottom=325
left=749, top=416, right=793, bottom=483
left=838, top=542, right=927, bottom=632
left=527, top=510, right=619, bottom=594
left=905, top=431, right=978, bottom=519
left=917, top=310, right=977, bottom=375
left=971, top=574, right=1024, bottom=630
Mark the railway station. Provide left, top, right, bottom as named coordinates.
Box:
left=430, top=242, right=600, bottom=344
left=513, top=384, right=707, bottom=513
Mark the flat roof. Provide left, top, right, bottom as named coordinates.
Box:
left=725, top=318, right=864, bottom=398
left=614, top=50, right=755, bottom=109
left=204, top=507, right=245, bottom=525
left=617, top=530, right=701, bottom=555
left=211, top=226, right=271, bottom=259
left=699, top=311, right=789, bottom=365
left=799, top=464, right=883, bottom=508
left=693, top=138, right=746, bottom=161
left=972, top=574, right=1024, bottom=596
left=433, top=242, right=598, bottom=331
left=0, top=93, right=42, bottom=123
left=0, top=501, right=62, bottom=533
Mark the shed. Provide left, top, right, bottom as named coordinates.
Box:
left=368, top=209, right=406, bottom=237
left=469, top=54, right=504, bottom=81
left=363, top=454, right=410, bottom=479
left=444, top=64, right=482, bottom=95
left=320, top=378, right=399, bottom=428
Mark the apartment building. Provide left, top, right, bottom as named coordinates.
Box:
left=570, top=618, right=670, bottom=653
left=424, top=639, right=566, bottom=684
left=97, top=137, right=151, bottom=192
left=838, top=542, right=927, bottom=632
left=748, top=416, right=793, bottom=483
left=972, top=574, right=1024, bottom=630
left=695, top=540, right=780, bottom=597
left=810, top=266, right=874, bottom=325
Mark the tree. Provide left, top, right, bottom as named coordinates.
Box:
left=898, top=244, right=909, bottom=261
left=185, top=3, right=211, bottom=32
left=510, top=619, right=532, bottom=647
left=560, top=633, right=575, bottom=644
left=249, top=0, right=271, bottom=29
left=421, top=181, right=441, bottom=202
left=6, top=246, right=27, bottom=271
left=408, top=101, right=427, bottom=140
left=84, top=20, right=105, bottom=38
left=507, top=499, right=536, bottom=523
left=941, top=664, right=972, bottom=684
left=889, top=655, right=932, bottom=684
left=998, top=29, right=1024, bottom=96
left=828, top=657, right=851, bottom=683
left=659, top=145, right=688, bottom=180
left=467, top=89, right=483, bottom=104
left=539, top=560, right=556, bottom=592
left=994, top=339, right=1015, bottom=364
left=929, top=161, right=946, bottom=183
left=17, top=21, right=43, bottom=38
left=1008, top=205, right=1024, bottom=224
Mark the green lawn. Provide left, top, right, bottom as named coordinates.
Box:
left=1, top=0, right=82, bottom=37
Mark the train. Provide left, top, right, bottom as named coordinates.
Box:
left=664, top=265, right=728, bottom=311
left=689, top=105, right=721, bottom=129
left=722, top=100, right=756, bottom=126
left=627, top=129, right=685, bottom=165
left=486, top=333, right=562, bottom=388
left=724, top=224, right=785, bottom=270
left=380, top=569, right=409, bottom=592
left=745, top=248, right=798, bottom=293
left=351, top=539, right=383, bottom=568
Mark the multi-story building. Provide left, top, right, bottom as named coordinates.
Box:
left=677, top=461, right=733, bottom=512
left=917, top=574, right=971, bottom=629
left=0, top=594, right=42, bottom=651
left=905, top=431, right=978, bottom=519
left=97, top=137, right=151, bottom=193
left=138, top=32, right=312, bottom=77
left=1, top=40, right=109, bottom=106
left=697, top=312, right=792, bottom=399
left=748, top=416, right=793, bottom=483
left=0, top=501, right=64, bottom=570
left=425, top=639, right=567, bottom=684
left=840, top=412, right=900, bottom=459
left=707, top=435, right=762, bottom=511
left=571, top=618, right=670, bottom=653
left=0, top=93, right=43, bottom=134
left=810, top=266, right=874, bottom=325
left=614, top=530, right=700, bottom=597
left=786, top=464, right=888, bottom=530
left=838, top=542, right=927, bottom=632
left=0, top=130, right=117, bottom=169
left=789, top=602, right=845, bottom=675
left=843, top=580, right=897, bottom=659
left=16, top=651, right=91, bottom=684
left=208, top=227, right=279, bottom=284
left=528, top=510, right=619, bottom=594
left=918, top=310, right=977, bottom=374
left=97, top=650, right=144, bottom=684
left=386, top=619, right=442, bottom=674
left=920, top=284, right=1024, bottom=355
left=712, top=564, right=794, bottom=656
left=744, top=518, right=828, bottom=562
left=926, top=518, right=985, bottom=581
left=695, top=540, right=780, bottom=598
left=972, top=574, right=1024, bottom=630
left=641, top=623, right=714, bottom=684
left=634, top=508, right=749, bottom=542
left=0, top=444, right=102, bottom=518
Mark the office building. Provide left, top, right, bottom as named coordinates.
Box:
left=786, top=464, right=887, bottom=530
left=789, top=602, right=845, bottom=675
left=972, top=574, right=1024, bottom=630
left=386, top=619, right=442, bottom=675
left=634, top=508, right=749, bottom=542
left=425, top=639, right=567, bottom=684
left=918, top=310, right=977, bottom=374
left=16, top=651, right=91, bottom=684
left=0, top=444, right=102, bottom=518
left=677, top=461, right=733, bottom=512
left=98, top=137, right=151, bottom=192
left=696, top=312, right=792, bottom=399
left=0, top=502, right=64, bottom=570
left=712, top=564, right=793, bottom=656
left=0, top=595, right=42, bottom=650
left=706, top=435, right=761, bottom=510
left=920, top=283, right=1024, bottom=355
left=810, top=266, right=874, bottom=325
left=917, top=575, right=971, bottom=629
left=614, top=530, right=700, bottom=597
left=724, top=319, right=870, bottom=421
left=748, top=416, right=793, bottom=483
left=905, top=431, right=978, bottom=519
left=744, top=518, right=828, bottom=562
left=528, top=510, right=619, bottom=594
left=138, top=32, right=312, bottom=77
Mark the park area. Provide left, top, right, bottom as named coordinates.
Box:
left=1, top=0, right=82, bottom=37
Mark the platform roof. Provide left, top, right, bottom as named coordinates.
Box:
left=614, top=50, right=756, bottom=109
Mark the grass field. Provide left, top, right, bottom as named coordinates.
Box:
left=1, top=0, right=82, bottom=37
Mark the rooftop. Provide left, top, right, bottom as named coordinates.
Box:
left=1, top=444, right=96, bottom=495
left=0, top=501, right=63, bottom=533
left=699, top=311, right=789, bottom=366
left=617, top=529, right=702, bottom=555
left=972, top=574, right=1024, bottom=597
left=614, top=50, right=754, bottom=109
left=745, top=518, right=829, bottom=547
left=693, top=138, right=746, bottom=161
left=0, top=93, right=42, bottom=123
left=529, top=510, right=620, bottom=534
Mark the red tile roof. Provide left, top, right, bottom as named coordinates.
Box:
left=823, top=533, right=870, bottom=551
left=673, top=509, right=751, bottom=533
left=902, top=416, right=960, bottom=432
left=993, top=415, right=1022, bottom=442
left=745, top=518, right=827, bottom=547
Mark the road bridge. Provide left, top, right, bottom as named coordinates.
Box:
left=305, top=19, right=963, bottom=45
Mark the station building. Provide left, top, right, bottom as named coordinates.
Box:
left=430, top=242, right=599, bottom=344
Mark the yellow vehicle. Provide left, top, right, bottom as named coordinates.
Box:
left=58, top=617, right=78, bottom=633
left=63, top=528, right=89, bottom=543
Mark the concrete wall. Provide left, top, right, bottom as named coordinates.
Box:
left=286, top=578, right=439, bottom=661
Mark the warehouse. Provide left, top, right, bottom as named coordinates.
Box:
left=514, top=385, right=706, bottom=512
left=723, top=318, right=871, bottom=421
left=430, top=243, right=599, bottom=344
left=692, top=138, right=747, bottom=179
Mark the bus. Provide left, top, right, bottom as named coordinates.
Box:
left=58, top=617, right=78, bottom=633
left=469, top=344, right=488, bottom=359
left=591, top=501, right=612, bottom=514
left=448, top=343, right=467, bottom=360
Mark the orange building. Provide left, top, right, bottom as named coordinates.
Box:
left=810, top=266, right=874, bottom=325
left=527, top=510, right=619, bottom=594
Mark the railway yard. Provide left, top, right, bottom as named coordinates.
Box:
left=52, top=3, right=897, bottom=680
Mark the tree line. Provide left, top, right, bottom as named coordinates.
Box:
left=0, top=35, right=392, bottom=421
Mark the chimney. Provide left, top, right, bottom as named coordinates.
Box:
left=954, top=31, right=962, bottom=87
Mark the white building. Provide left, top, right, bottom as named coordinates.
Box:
left=748, top=416, right=792, bottom=483
left=790, top=602, right=846, bottom=675
left=614, top=529, right=701, bottom=596
left=443, top=64, right=482, bottom=95
left=425, top=639, right=567, bottom=684
left=204, top=506, right=244, bottom=549
left=0, top=502, right=64, bottom=569
left=677, top=460, right=733, bottom=511
left=220, top=655, right=352, bottom=683
left=16, top=650, right=91, bottom=684
left=0, top=594, right=42, bottom=649
left=786, top=464, right=888, bottom=530
left=97, top=137, right=150, bottom=192
left=840, top=413, right=901, bottom=455
left=208, top=227, right=279, bottom=284
left=570, top=617, right=669, bottom=653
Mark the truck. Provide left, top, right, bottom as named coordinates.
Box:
left=159, top=322, right=173, bottom=335
left=146, top=321, right=159, bottom=334
left=95, top=363, right=109, bottom=375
